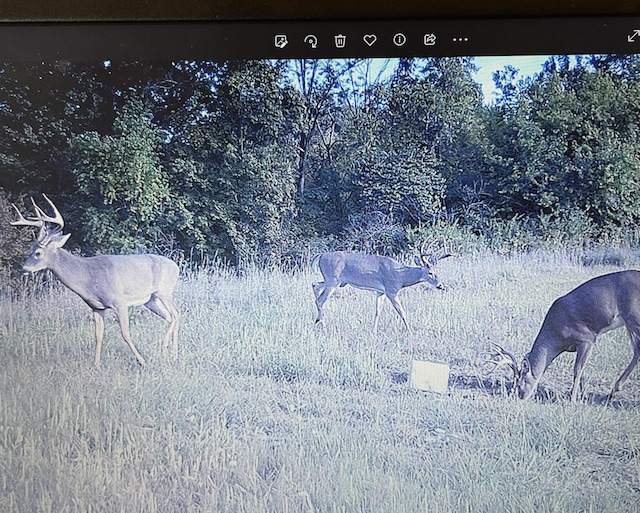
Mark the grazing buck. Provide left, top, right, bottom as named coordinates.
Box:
left=487, top=270, right=640, bottom=401
left=10, top=194, right=180, bottom=366
left=312, top=243, right=453, bottom=331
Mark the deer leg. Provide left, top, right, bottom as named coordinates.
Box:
left=315, top=283, right=337, bottom=323
left=145, top=294, right=180, bottom=359
left=373, top=293, right=385, bottom=332
left=113, top=305, right=146, bottom=366
left=571, top=342, right=594, bottom=402
left=312, top=281, right=324, bottom=300
left=312, top=282, right=325, bottom=322
left=610, top=328, right=640, bottom=397
left=387, top=293, right=410, bottom=331
left=92, top=309, right=106, bottom=367
left=145, top=295, right=171, bottom=321
left=165, top=297, right=180, bottom=359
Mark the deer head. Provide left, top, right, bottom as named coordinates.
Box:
left=415, top=239, right=455, bottom=289
left=10, top=194, right=71, bottom=273
left=483, top=343, right=532, bottom=398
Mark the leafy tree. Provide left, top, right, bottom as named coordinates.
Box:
left=355, top=152, right=445, bottom=224
left=0, top=60, right=169, bottom=201
left=287, top=59, right=376, bottom=241
left=0, top=61, right=97, bottom=197
left=5, top=53, right=640, bottom=272
left=0, top=188, right=32, bottom=291
left=388, top=59, right=485, bottom=194
left=164, top=60, right=303, bottom=262
left=69, top=98, right=170, bottom=253
left=486, top=56, right=640, bottom=232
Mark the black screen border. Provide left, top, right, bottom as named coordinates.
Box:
left=0, top=0, right=639, bottom=23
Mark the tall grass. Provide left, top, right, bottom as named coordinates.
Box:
left=1, top=249, right=639, bottom=512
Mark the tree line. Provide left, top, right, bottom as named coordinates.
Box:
left=2, top=55, right=640, bottom=275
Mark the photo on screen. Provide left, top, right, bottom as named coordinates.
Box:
left=1, top=36, right=640, bottom=512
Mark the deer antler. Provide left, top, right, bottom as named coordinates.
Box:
left=11, top=194, right=65, bottom=241
left=10, top=203, right=44, bottom=228
left=419, top=238, right=456, bottom=266
left=482, top=342, right=521, bottom=378
left=32, top=194, right=64, bottom=231
left=11, top=194, right=64, bottom=227
left=419, top=239, right=433, bottom=257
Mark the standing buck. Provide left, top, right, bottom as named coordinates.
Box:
left=10, top=194, right=180, bottom=366
left=488, top=270, right=640, bottom=401
left=312, top=243, right=453, bottom=331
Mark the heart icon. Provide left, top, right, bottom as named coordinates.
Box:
left=363, top=34, right=377, bottom=47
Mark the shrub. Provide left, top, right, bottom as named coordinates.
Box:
left=0, top=189, right=33, bottom=295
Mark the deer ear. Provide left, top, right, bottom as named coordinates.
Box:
left=521, top=358, right=531, bottom=375
left=51, top=233, right=71, bottom=248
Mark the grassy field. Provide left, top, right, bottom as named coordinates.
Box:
left=1, top=250, right=640, bottom=512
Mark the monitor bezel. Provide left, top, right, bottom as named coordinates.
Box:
left=0, top=0, right=639, bottom=23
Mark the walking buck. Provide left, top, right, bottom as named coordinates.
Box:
left=487, top=270, right=640, bottom=401
left=10, top=194, right=180, bottom=366
left=312, top=243, right=453, bottom=331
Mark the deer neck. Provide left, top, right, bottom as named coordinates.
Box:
left=396, top=266, right=426, bottom=287
left=47, top=248, right=90, bottom=292
left=527, top=338, right=561, bottom=378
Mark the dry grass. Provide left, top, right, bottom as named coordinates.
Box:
left=1, top=250, right=639, bottom=512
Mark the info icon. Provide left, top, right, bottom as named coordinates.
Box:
left=393, top=33, right=407, bottom=47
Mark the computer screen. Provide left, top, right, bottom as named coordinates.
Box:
left=1, top=16, right=640, bottom=512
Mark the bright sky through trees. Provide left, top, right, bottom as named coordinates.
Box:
left=473, top=55, right=549, bottom=103
left=362, top=55, right=550, bottom=104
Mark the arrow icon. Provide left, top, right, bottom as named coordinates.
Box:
left=628, top=29, right=640, bottom=43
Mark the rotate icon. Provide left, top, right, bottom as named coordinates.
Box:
left=304, top=34, right=318, bottom=49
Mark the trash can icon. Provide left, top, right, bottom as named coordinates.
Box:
left=334, top=34, right=347, bottom=48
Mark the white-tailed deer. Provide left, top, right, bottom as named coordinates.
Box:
left=312, top=243, right=453, bottom=331
left=487, top=270, right=640, bottom=401
left=10, top=194, right=180, bottom=366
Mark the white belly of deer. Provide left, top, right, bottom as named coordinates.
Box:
left=86, top=293, right=152, bottom=310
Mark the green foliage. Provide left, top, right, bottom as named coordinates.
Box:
left=292, top=60, right=376, bottom=239
left=164, top=61, right=302, bottom=263
left=384, top=58, right=487, bottom=206
left=486, top=56, right=640, bottom=232
left=0, top=62, right=80, bottom=196
left=0, top=189, right=32, bottom=291
left=2, top=55, right=640, bottom=270
left=342, top=211, right=408, bottom=255
left=0, top=61, right=161, bottom=198
left=356, top=152, right=445, bottom=224
left=69, top=98, right=170, bottom=253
